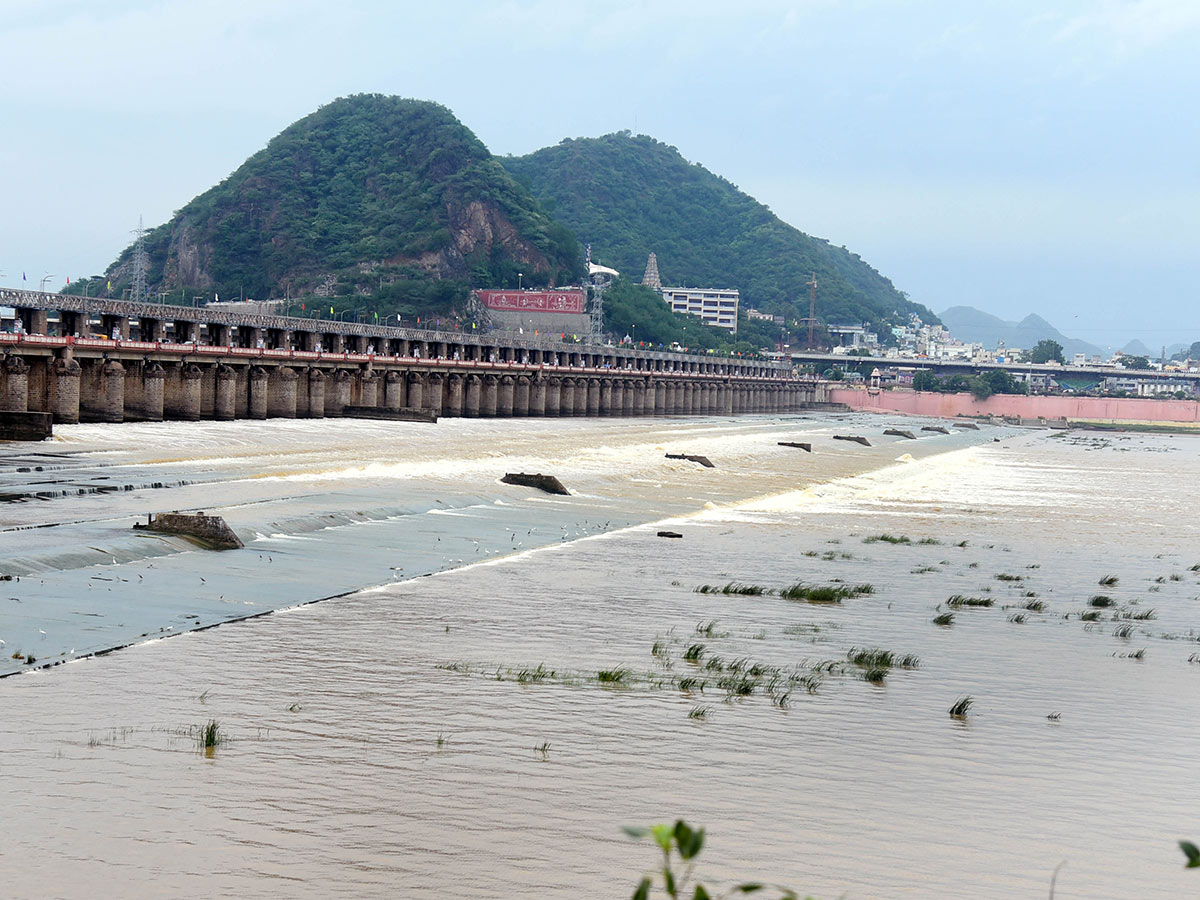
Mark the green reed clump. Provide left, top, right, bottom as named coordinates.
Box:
left=704, top=655, right=726, bottom=672
left=688, top=706, right=710, bottom=720
left=1023, top=599, right=1046, bottom=612
left=995, top=573, right=1024, bottom=582
left=917, top=537, right=942, bottom=545
left=848, top=648, right=894, bottom=668
left=933, top=612, right=955, bottom=626
left=678, top=677, right=705, bottom=693
left=200, top=720, right=224, bottom=750
left=947, top=595, right=994, bottom=608
left=862, top=667, right=887, bottom=684
left=780, top=582, right=873, bottom=604
left=516, top=663, right=553, bottom=684
left=716, top=674, right=756, bottom=697
left=1099, top=574, right=1120, bottom=586
left=682, top=643, right=705, bottom=662
left=1129, top=608, right=1157, bottom=620
left=1113, top=623, right=1134, bottom=638
left=1090, top=595, right=1116, bottom=608
left=863, top=534, right=911, bottom=545
left=1170, top=573, right=1183, bottom=582
left=651, top=640, right=668, bottom=659
left=1127, top=648, right=1146, bottom=660
left=948, top=696, right=974, bottom=718
left=694, top=583, right=766, bottom=596
left=911, top=565, right=938, bottom=574
left=597, top=667, right=631, bottom=684
left=1008, top=613, right=1027, bottom=624
left=955, top=540, right=969, bottom=548
left=696, top=620, right=718, bottom=637
left=1080, top=610, right=1102, bottom=622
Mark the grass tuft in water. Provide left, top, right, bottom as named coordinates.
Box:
left=1113, top=623, right=1134, bottom=639
left=933, top=612, right=955, bottom=626
left=1099, top=574, right=1120, bottom=586
left=863, top=534, right=911, bottom=545
left=682, top=643, right=706, bottom=663
left=678, top=677, right=705, bottom=693
left=995, top=573, right=1024, bottom=582
left=695, top=583, right=766, bottom=596
left=1089, top=595, right=1116, bottom=608
left=198, top=720, right=226, bottom=752
left=1008, top=613, right=1027, bottom=624
left=1080, top=610, right=1102, bottom=622
left=597, top=667, right=631, bottom=684
left=688, top=706, right=710, bottom=720
left=861, top=667, right=887, bottom=684
left=946, top=595, right=994, bottom=608
left=780, top=582, right=873, bottom=604
left=1023, top=599, right=1046, bottom=612
left=948, top=696, right=974, bottom=718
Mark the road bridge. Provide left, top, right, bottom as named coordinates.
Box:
left=0, top=289, right=819, bottom=426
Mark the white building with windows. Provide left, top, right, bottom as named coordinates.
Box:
left=660, top=287, right=739, bottom=332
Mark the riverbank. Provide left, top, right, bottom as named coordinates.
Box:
left=830, top=386, right=1200, bottom=424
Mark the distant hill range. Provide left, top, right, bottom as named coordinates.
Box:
left=938, top=306, right=1104, bottom=359
left=505, top=132, right=936, bottom=335
left=75, top=95, right=933, bottom=336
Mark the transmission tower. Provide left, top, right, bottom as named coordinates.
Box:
left=130, top=216, right=149, bottom=304
left=589, top=281, right=606, bottom=340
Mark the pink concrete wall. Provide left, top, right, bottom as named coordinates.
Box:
left=829, top=388, right=1200, bottom=423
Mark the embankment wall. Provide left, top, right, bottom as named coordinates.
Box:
left=830, top=388, right=1200, bottom=424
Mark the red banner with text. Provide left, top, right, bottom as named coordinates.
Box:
left=476, top=290, right=586, bottom=314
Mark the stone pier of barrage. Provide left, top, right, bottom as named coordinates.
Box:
left=0, top=289, right=818, bottom=426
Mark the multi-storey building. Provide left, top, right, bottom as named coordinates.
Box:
left=660, top=287, right=739, bottom=332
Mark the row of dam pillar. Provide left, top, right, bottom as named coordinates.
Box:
left=0, top=355, right=816, bottom=424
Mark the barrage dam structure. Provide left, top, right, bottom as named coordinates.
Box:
left=1, top=290, right=822, bottom=425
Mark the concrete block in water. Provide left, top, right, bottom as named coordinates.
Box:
left=501, top=472, right=570, bottom=495
left=884, top=429, right=916, bottom=440
left=778, top=441, right=812, bottom=452
left=833, top=435, right=871, bottom=446
left=921, top=426, right=950, bottom=434
left=0, top=411, right=52, bottom=441
left=133, top=512, right=244, bottom=550
left=665, top=453, right=715, bottom=468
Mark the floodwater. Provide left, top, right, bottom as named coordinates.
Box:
left=2, top=416, right=1198, bottom=898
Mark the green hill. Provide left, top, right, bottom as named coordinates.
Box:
left=77, top=94, right=582, bottom=314
left=504, top=132, right=935, bottom=340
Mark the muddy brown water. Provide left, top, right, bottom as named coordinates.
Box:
left=2, top=418, right=1198, bottom=898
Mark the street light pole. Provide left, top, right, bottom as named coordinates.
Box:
left=40, top=274, right=55, bottom=293
left=518, top=272, right=523, bottom=291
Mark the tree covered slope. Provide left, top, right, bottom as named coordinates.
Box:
left=92, top=94, right=582, bottom=307
left=504, top=133, right=935, bottom=336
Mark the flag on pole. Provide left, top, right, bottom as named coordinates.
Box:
left=66, top=277, right=70, bottom=284
left=330, top=306, right=334, bottom=316
left=301, top=302, right=306, bottom=311
left=373, top=311, right=378, bottom=321
left=22, top=272, right=26, bottom=281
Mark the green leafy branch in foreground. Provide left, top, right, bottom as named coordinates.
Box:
left=625, top=820, right=810, bottom=900
left=1182, top=840, right=1200, bottom=868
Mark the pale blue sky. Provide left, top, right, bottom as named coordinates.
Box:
left=2, top=0, right=1197, bottom=347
